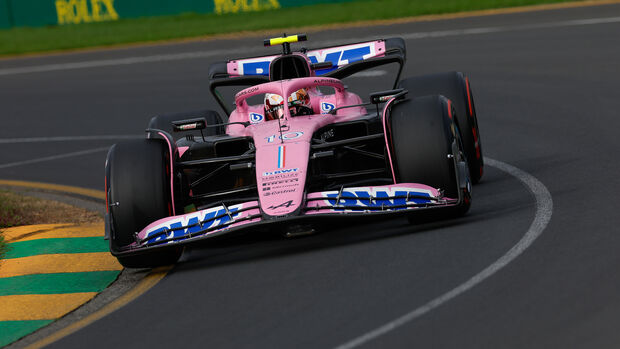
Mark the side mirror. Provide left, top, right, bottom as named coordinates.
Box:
left=172, top=118, right=207, bottom=132
left=369, top=88, right=407, bottom=104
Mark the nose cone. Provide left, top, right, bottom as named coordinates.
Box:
left=252, top=119, right=313, bottom=217
left=256, top=141, right=309, bottom=217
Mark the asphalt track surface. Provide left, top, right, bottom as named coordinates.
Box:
left=2, top=4, right=620, bottom=348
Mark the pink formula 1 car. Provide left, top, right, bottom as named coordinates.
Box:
left=105, top=34, right=483, bottom=268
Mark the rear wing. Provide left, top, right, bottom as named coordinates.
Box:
left=209, top=38, right=406, bottom=116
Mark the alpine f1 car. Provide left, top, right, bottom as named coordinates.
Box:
left=105, top=34, right=484, bottom=268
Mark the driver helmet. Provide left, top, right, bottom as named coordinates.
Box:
left=264, top=88, right=312, bottom=120
left=264, top=93, right=285, bottom=120
left=287, top=88, right=312, bottom=116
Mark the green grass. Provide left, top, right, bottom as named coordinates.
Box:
left=0, top=190, right=20, bottom=259
left=0, top=0, right=583, bottom=56
left=0, top=233, right=7, bottom=260
left=0, top=190, right=28, bottom=228
left=0, top=190, right=23, bottom=259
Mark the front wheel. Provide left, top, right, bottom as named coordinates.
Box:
left=105, top=139, right=182, bottom=268
left=388, top=95, right=471, bottom=218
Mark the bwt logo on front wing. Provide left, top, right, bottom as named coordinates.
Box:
left=325, top=189, right=432, bottom=210
left=145, top=206, right=241, bottom=244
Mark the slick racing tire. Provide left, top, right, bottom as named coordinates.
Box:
left=388, top=95, right=471, bottom=217
left=148, top=109, right=225, bottom=141
left=398, top=72, right=483, bottom=184
left=105, top=139, right=182, bottom=268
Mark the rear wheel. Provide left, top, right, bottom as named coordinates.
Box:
left=105, top=139, right=182, bottom=268
left=398, top=72, right=483, bottom=183
left=388, top=95, right=471, bottom=218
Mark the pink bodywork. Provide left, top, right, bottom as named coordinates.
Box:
left=136, top=59, right=456, bottom=247
left=227, top=77, right=365, bottom=216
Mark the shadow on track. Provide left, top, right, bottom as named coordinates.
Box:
left=173, top=164, right=534, bottom=273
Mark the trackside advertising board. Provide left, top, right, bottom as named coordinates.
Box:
left=0, top=0, right=352, bottom=28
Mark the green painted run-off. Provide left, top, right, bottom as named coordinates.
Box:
left=0, top=271, right=120, bottom=296
left=3, top=236, right=109, bottom=259
left=0, top=234, right=121, bottom=346
left=0, top=320, right=53, bottom=347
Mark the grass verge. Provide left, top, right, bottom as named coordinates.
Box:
left=0, top=189, right=101, bottom=259
left=1, top=0, right=587, bottom=56
left=0, top=233, right=6, bottom=260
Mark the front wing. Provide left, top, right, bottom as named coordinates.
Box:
left=110, top=183, right=460, bottom=256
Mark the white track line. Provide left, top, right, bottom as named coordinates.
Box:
left=316, top=16, right=620, bottom=47
left=334, top=157, right=553, bottom=349
left=0, top=48, right=252, bottom=76
left=0, top=147, right=109, bottom=169
left=396, top=16, right=620, bottom=40
left=1, top=16, right=620, bottom=76
left=0, top=135, right=141, bottom=144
